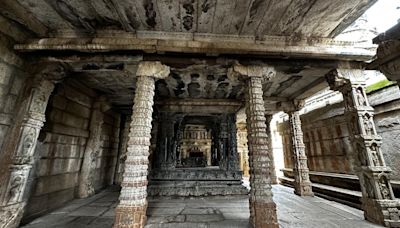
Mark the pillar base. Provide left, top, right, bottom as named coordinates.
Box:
left=0, top=203, right=25, bottom=228
left=113, top=205, right=147, bottom=228
left=250, top=201, right=279, bottom=228
left=294, top=184, right=314, bottom=197
left=362, top=198, right=400, bottom=227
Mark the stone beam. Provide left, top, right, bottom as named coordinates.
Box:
left=15, top=33, right=374, bottom=61
left=326, top=69, right=400, bottom=227
left=0, top=0, right=48, bottom=37
left=155, top=99, right=242, bottom=114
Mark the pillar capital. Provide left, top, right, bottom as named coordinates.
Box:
left=375, top=40, right=400, bottom=82
left=230, top=64, right=275, bottom=81
left=32, top=62, right=68, bottom=83
left=279, top=99, right=305, bottom=113
left=325, top=68, right=366, bottom=92
left=136, top=61, right=170, bottom=79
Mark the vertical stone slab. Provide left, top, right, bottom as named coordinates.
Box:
left=0, top=64, right=65, bottom=228
left=265, top=114, right=278, bottom=185
left=326, top=69, right=400, bottom=227
left=114, top=61, right=169, bottom=228
left=78, top=97, right=110, bottom=198
left=233, top=64, right=278, bottom=228
left=287, top=108, right=314, bottom=197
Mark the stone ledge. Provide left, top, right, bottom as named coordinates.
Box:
left=14, top=34, right=375, bottom=61
left=280, top=169, right=400, bottom=209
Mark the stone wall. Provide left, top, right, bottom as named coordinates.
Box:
left=0, top=19, right=29, bottom=164
left=93, top=110, right=120, bottom=190
left=23, top=79, right=120, bottom=221
left=278, top=84, right=400, bottom=202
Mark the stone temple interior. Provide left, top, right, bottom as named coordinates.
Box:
left=0, top=0, right=400, bottom=228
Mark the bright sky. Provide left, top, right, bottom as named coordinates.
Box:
left=364, top=0, right=400, bottom=33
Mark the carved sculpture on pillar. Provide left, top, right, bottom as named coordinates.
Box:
left=114, top=61, right=170, bottom=228
left=78, top=97, right=111, bottom=198
left=232, top=64, right=278, bottom=228
left=265, top=114, right=278, bottom=185
left=0, top=63, right=66, bottom=228
left=284, top=100, right=314, bottom=197
left=326, top=68, right=400, bottom=227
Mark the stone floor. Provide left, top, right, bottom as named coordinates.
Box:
left=21, top=185, right=383, bottom=228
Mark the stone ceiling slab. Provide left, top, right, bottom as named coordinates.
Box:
left=2, top=0, right=377, bottom=38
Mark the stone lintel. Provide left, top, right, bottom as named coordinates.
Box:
left=155, top=99, right=242, bottom=114
left=232, top=64, right=275, bottom=79
left=267, top=100, right=305, bottom=113
left=14, top=34, right=375, bottom=61
left=136, top=61, right=170, bottom=79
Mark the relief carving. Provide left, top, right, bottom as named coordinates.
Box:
left=379, top=176, right=391, bottom=200
left=370, top=143, right=381, bottom=166
left=355, top=87, right=367, bottom=107
left=363, top=114, right=374, bottom=136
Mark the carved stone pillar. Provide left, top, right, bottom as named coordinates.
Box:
left=116, top=116, right=132, bottom=185
left=0, top=64, right=66, bottom=228
left=227, top=114, right=240, bottom=171
left=326, top=69, right=400, bottom=227
left=114, top=61, right=169, bottom=228
left=265, top=115, right=278, bottom=185
left=233, top=65, right=278, bottom=228
left=285, top=101, right=314, bottom=197
left=78, top=97, right=111, bottom=198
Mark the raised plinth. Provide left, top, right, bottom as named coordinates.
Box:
left=148, top=168, right=248, bottom=197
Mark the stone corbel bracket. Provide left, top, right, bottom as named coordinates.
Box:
left=325, top=68, right=366, bottom=92
left=277, top=100, right=305, bottom=113
left=136, top=61, right=170, bottom=79
left=229, top=64, right=276, bottom=82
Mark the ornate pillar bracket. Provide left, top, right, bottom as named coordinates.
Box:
left=232, top=64, right=279, bottom=228
left=78, top=96, right=111, bottom=198
left=326, top=69, right=400, bottom=227
left=282, top=100, right=314, bottom=197
left=375, top=40, right=400, bottom=85
left=0, top=63, right=67, bottom=228
left=114, top=61, right=169, bottom=228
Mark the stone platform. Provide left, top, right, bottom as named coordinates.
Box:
left=148, top=167, right=248, bottom=196
left=21, top=185, right=383, bottom=228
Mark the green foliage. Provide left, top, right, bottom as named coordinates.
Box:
left=366, top=79, right=396, bottom=93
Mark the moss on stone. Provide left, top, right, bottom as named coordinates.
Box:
left=366, top=79, right=396, bottom=93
